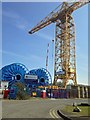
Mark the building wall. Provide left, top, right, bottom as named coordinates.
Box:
left=67, top=84, right=90, bottom=98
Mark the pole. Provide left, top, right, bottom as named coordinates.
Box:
left=50, top=39, right=54, bottom=98
left=46, top=43, right=49, bottom=71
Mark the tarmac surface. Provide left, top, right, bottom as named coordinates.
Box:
left=1, top=98, right=89, bottom=119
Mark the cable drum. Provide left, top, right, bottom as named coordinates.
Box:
left=0, top=63, right=29, bottom=86
left=0, top=64, right=52, bottom=87
left=28, top=68, right=52, bottom=86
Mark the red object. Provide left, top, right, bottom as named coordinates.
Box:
left=41, top=90, right=46, bottom=98
left=3, top=90, right=10, bottom=99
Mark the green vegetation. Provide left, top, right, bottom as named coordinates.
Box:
left=63, top=105, right=90, bottom=116
left=15, top=82, right=30, bottom=100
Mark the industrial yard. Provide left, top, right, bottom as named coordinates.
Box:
left=0, top=0, right=90, bottom=119
left=0, top=0, right=89, bottom=100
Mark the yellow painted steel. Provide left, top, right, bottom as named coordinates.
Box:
left=29, top=1, right=90, bottom=88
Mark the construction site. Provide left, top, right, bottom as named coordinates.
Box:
left=0, top=0, right=90, bottom=99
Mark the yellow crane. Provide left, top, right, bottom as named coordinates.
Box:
left=29, top=0, right=89, bottom=88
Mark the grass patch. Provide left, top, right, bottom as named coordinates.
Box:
left=63, top=105, right=90, bottom=116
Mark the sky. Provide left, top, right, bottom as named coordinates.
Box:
left=1, top=2, right=88, bottom=85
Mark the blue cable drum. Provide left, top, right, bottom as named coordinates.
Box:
left=28, top=68, right=52, bottom=86
left=0, top=63, right=29, bottom=87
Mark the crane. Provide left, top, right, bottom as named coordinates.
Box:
left=29, top=0, right=89, bottom=88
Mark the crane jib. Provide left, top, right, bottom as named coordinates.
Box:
left=29, top=1, right=89, bottom=34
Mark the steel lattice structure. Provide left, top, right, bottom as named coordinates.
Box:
left=29, top=1, right=89, bottom=88
left=54, top=4, right=76, bottom=86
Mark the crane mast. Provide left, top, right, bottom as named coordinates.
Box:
left=29, top=1, right=89, bottom=88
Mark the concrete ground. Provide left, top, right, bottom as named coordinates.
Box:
left=2, top=98, right=89, bottom=119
